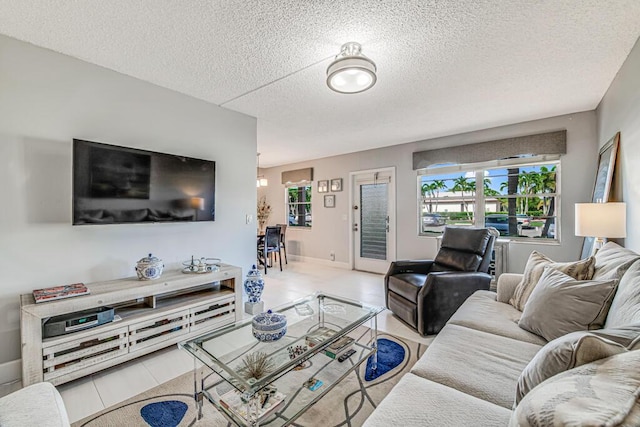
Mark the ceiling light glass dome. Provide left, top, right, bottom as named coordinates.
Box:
left=326, top=42, right=377, bottom=94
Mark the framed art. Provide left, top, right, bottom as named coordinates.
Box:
left=580, top=132, right=620, bottom=259
left=330, top=178, right=343, bottom=192
left=324, top=194, right=335, bottom=208
left=318, top=180, right=329, bottom=193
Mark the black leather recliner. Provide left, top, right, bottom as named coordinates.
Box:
left=385, top=227, right=497, bottom=336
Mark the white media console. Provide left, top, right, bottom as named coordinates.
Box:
left=20, top=264, right=243, bottom=387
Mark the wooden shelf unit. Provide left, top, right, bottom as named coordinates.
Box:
left=20, top=264, right=243, bottom=387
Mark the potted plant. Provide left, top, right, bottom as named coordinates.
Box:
left=257, top=196, right=272, bottom=234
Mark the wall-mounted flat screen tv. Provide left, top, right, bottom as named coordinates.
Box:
left=73, top=139, right=215, bottom=225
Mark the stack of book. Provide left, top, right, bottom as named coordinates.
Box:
left=33, top=283, right=90, bottom=303
left=219, top=389, right=286, bottom=423
left=305, top=326, right=337, bottom=347
left=323, top=336, right=355, bottom=359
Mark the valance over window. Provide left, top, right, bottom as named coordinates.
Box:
left=412, top=130, right=567, bottom=170
left=281, top=167, right=314, bottom=184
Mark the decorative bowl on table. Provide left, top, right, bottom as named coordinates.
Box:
left=252, top=310, right=287, bottom=342
left=135, top=253, right=164, bottom=280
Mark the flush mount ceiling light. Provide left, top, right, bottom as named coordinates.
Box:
left=326, top=42, right=377, bottom=94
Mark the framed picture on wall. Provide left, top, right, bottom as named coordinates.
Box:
left=330, top=178, right=343, bottom=192
left=580, top=132, right=620, bottom=259
left=324, top=194, right=335, bottom=208
left=318, top=180, right=329, bottom=193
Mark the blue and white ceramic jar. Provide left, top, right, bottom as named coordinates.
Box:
left=135, top=253, right=164, bottom=280
left=244, top=265, right=265, bottom=303
left=252, top=310, right=287, bottom=342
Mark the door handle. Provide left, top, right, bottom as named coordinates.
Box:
left=386, top=216, right=390, bottom=232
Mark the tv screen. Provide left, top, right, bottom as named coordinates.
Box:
left=73, top=139, right=215, bottom=225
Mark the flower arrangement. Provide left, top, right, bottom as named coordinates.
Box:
left=257, top=196, right=272, bottom=232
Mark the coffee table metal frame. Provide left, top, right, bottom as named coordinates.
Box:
left=179, top=292, right=383, bottom=426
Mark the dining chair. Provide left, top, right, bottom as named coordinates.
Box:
left=276, top=223, right=288, bottom=264
left=258, top=226, right=282, bottom=274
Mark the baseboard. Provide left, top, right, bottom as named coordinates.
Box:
left=288, top=255, right=351, bottom=270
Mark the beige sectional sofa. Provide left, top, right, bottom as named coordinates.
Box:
left=0, top=382, right=70, bottom=427
left=364, top=242, right=640, bottom=426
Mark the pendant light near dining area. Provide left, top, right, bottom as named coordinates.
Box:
left=257, top=152, right=268, bottom=188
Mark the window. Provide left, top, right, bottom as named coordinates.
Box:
left=287, top=184, right=312, bottom=227
left=418, top=159, right=559, bottom=241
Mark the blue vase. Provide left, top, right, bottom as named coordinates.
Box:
left=244, top=264, right=265, bottom=303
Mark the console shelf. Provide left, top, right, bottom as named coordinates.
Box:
left=20, top=264, right=243, bottom=387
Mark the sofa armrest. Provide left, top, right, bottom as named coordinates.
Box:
left=416, top=271, right=492, bottom=335
left=0, top=382, right=70, bottom=427
left=384, top=261, right=435, bottom=308
left=385, top=260, right=434, bottom=277
left=496, top=273, right=523, bottom=304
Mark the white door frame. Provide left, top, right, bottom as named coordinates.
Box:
left=348, top=167, right=397, bottom=272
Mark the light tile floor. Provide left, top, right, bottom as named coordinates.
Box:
left=57, top=261, right=432, bottom=423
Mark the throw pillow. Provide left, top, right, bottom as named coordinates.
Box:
left=515, top=329, right=639, bottom=404
left=509, top=251, right=595, bottom=311
left=510, top=349, right=640, bottom=427
left=592, top=241, right=640, bottom=281
left=605, top=260, right=640, bottom=328
left=518, top=267, right=618, bottom=341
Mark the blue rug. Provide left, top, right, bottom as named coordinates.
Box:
left=364, top=338, right=405, bottom=381
left=140, top=400, right=188, bottom=427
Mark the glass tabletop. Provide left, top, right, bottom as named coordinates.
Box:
left=179, top=292, right=383, bottom=395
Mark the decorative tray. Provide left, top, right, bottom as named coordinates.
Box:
left=181, top=256, right=222, bottom=274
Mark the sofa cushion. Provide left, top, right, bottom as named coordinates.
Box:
left=510, top=349, right=640, bottom=427
left=592, top=241, right=640, bottom=281
left=107, top=208, right=149, bottom=222
left=509, top=251, right=595, bottom=311
left=387, top=274, right=424, bottom=302
left=606, top=260, right=640, bottom=328
left=411, top=324, right=542, bottom=409
left=448, top=290, right=547, bottom=345
left=515, top=329, right=640, bottom=404
left=518, top=268, right=618, bottom=341
left=432, top=227, right=491, bottom=272
left=439, top=226, right=492, bottom=255
left=433, top=248, right=483, bottom=272
left=362, top=373, right=512, bottom=427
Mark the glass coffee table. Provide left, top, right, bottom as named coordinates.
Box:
left=179, top=292, right=383, bottom=426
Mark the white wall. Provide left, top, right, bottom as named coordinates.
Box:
left=260, top=112, right=598, bottom=273
left=0, top=36, right=257, bottom=370
left=596, top=37, right=640, bottom=252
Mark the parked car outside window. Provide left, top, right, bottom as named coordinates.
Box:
left=484, top=214, right=509, bottom=235
left=484, top=214, right=532, bottom=235
left=422, top=213, right=446, bottom=232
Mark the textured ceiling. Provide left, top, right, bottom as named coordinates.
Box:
left=1, top=1, right=639, bottom=167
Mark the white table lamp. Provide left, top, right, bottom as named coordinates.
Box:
left=575, top=202, right=626, bottom=254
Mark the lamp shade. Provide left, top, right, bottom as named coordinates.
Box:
left=575, top=202, right=626, bottom=238
left=190, top=197, right=205, bottom=210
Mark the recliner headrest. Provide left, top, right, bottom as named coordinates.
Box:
left=440, top=227, right=491, bottom=256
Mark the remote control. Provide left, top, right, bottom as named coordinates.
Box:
left=338, top=349, right=356, bottom=362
